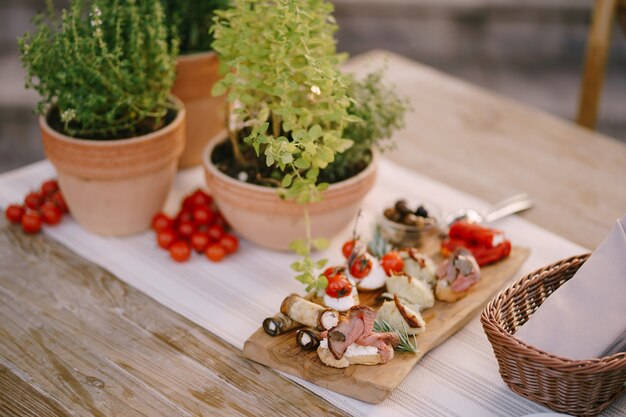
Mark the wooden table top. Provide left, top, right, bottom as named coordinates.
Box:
left=1, top=50, right=625, bottom=416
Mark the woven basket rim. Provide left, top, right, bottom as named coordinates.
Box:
left=482, top=253, right=626, bottom=368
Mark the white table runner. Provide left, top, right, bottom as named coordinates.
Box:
left=1, top=158, right=624, bottom=417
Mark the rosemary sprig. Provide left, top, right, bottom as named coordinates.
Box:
left=368, top=225, right=392, bottom=259
left=373, top=319, right=419, bottom=354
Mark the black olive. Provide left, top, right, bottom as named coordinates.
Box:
left=415, top=205, right=429, bottom=218
left=395, top=199, right=411, bottom=215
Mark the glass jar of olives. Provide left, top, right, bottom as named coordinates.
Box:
left=379, top=198, right=441, bottom=249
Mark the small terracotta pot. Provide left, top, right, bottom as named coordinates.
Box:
left=40, top=100, right=186, bottom=236
left=172, top=51, right=226, bottom=169
left=202, top=137, right=378, bottom=251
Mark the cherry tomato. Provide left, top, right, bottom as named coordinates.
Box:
left=205, top=243, right=226, bottom=262
left=190, top=231, right=210, bottom=253
left=175, top=209, right=193, bottom=224
left=157, top=229, right=177, bottom=249
left=349, top=255, right=372, bottom=279
left=212, top=212, right=229, bottom=228
left=192, top=206, right=214, bottom=226
left=381, top=251, right=404, bottom=276
left=177, top=221, right=195, bottom=240
left=341, top=239, right=357, bottom=258
left=5, top=204, right=25, bottom=224
left=21, top=210, right=42, bottom=234
left=50, top=191, right=69, bottom=213
left=219, top=233, right=239, bottom=254
left=190, top=189, right=212, bottom=207
left=40, top=179, right=59, bottom=197
left=207, top=224, right=225, bottom=241
left=40, top=202, right=62, bottom=225
left=169, top=240, right=191, bottom=262
left=323, top=266, right=345, bottom=278
left=326, top=274, right=352, bottom=298
left=24, top=192, right=42, bottom=210
left=152, top=212, right=173, bottom=232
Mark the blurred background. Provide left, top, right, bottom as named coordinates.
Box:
left=1, top=0, right=625, bottom=174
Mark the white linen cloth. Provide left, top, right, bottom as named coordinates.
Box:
left=1, top=158, right=624, bottom=417
left=515, top=215, right=626, bottom=359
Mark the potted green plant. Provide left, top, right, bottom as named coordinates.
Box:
left=19, top=0, right=185, bottom=236
left=203, top=0, right=408, bottom=252
left=162, top=0, right=229, bottom=168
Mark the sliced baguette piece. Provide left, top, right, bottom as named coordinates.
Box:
left=317, top=340, right=388, bottom=368
left=377, top=296, right=426, bottom=335
left=386, top=272, right=434, bottom=310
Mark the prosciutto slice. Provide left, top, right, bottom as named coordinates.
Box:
left=327, top=306, right=399, bottom=362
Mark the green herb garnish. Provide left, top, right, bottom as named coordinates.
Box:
left=374, top=319, right=420, bottom=354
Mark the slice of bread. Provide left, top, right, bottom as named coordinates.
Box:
left=435, top=280, right=470, bottom=302
left=386, top=273, right=435, bottom=310
left=377, top=298, right=426, bottom=335
left=317, top=340, right=389, bottom=368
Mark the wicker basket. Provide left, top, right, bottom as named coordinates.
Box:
left=481, top=254, right=626, bottom=417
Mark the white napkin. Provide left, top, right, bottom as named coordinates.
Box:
left=515, top=215, right=626, bottom=360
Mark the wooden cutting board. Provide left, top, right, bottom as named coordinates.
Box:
left=243, top=246, right=530, bottom=404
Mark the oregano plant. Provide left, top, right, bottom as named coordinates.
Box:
left=19, top=0, right=179, bottom=139
left=211, top=0, right=409, bottom=294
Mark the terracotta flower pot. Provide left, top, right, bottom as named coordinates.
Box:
left=202, top=137, right=378, bottom=251
left=40, top=101, right=186, bottom=236
left=172, top=51, right=226, bottom=169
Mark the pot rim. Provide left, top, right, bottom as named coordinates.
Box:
left=202, top=133, right=378, bottom=195
left=176, top=50, right=217, bottom=62
left=39, top=95, right=186, bottom=147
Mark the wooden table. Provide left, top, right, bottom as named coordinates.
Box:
left=1, top=51, right=625, bottom=416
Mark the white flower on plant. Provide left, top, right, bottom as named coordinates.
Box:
left=60, top=109, right=77, bottom=124
left=90, top=6, right=103, bottom=28
left=310, top=85, right=321, bottom=95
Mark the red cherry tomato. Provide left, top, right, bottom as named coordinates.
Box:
left=349, top=255, right=372, bottom=279
left=177, top=221, right=195, bottom=240
left=205, top=243, right=226, bottom=262
left=169, top=240, right=191, bottom=262
left=207, top=224, right=225, bottom=241
left=157, top=229, right=177, bottom=249
left=175, top=209, right=193, bottom=224
left=152, top=212, right=173, bottom=232
left=21, top=210, right=42, bottom=234
left=192, top=206, right=214, bottom=226
left=190, top=189, right=212, bottom=207
left=40, top=179, right=59, bottom=197
left=381, top=251, right=404, bottom=276
left=341, top=239, right=357, bottom=259
left=326, top=274, right=353, bottom=298
left=24, top=192, right=42, bottom=210
left=219, top=234, right=239, bottom=254
left=323, top=266, right=345, bottom=278
left=190, top=231, right=210, bottom=253
left=40, top=202, right=63, bottom=225
left=212, top=212, right=229, bottom=228
left=50, top=191, right=69, bottom=213
left=5, top=204, right=25, bottom=224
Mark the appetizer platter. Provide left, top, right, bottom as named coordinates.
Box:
left=243, top=202, right=530, bottom=403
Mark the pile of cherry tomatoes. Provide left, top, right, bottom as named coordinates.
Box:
left=152, top=189, right=239, bottom=263
left=4, top=179, right=69, bottom=234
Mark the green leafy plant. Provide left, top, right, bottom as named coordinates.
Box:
left=161, top=0, right=229, bottom=54
left=19, top=0, right=179, bottom=139
left=211, top=0, right=408, bottom=292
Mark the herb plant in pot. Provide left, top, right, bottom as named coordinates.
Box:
left=162, top=0, right=229, bottom=168
left=203, top=0, right=408, bottom=251
left=19, top=0, right=185, bottom=236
